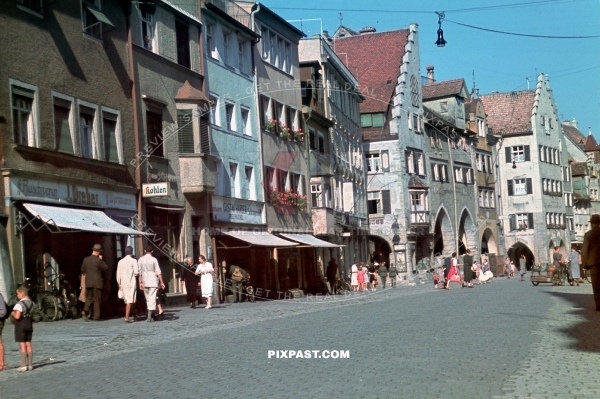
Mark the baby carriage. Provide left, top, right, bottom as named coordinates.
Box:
left=478, top=268, right=494, bottom=283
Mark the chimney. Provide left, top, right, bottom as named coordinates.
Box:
left=358, top=27, right=376, bottom=34
left=322, top=30, right=329, bottom=37
left=563, top=119, right=570, bottom=126
left=572, top=118, right=578, bottom=129
left=426, top=65, right=434, bottom=83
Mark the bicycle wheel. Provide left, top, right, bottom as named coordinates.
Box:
left=551, top=271, right=562, bottom=286
left=55, top=295, right=68, bottom=320
left=38, top=292, right=58, bottom=322
left=66, top=293, right=80, bottom=319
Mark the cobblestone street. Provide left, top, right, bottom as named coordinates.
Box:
left=1, top=277, right=599, bottom=399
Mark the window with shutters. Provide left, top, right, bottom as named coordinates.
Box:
left=476, top=154, right=482, bottom=171
left=366, top=153, right=381, bottom=173
left=465, top=168, right=472, bottom=184
left=53, top=95, right=74, bottom=154
left=102, top=109, right=120, bottom=163
left=409, top=190, right=429, bottom=224
left=177, top=110, right=194, bottom=153
left=512, top=145, right=524, bottom=162
left=406, top=151, right=414, bottom=174
left=82, top=0, right=110, bottom=39
left=455, top=167, right=463, bottom=183
left=516, top=213, right=529, bottom=229
left=175, top=20, right=191, bottom=68
left=11, top=82, right=39, bottom=147
left=513, top=179, right=526, bottom=195
left=200, top=115, right=210, bottom=154
left=367, top=191, right=380, bottom=215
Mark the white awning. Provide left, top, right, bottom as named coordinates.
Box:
left=278, top=233, right=340, bottom=248
left=23, top=203, right=145, bottom=235
left=220, top=230, right=298, bottom=247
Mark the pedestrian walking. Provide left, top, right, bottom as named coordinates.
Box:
left=361, top=263, right=369, bottom=291
left=582, top=214, right=600, bottom=310
left=378, top=262, right=388, bottom=289
left=369, top=263, right=377, bottom=291
left=504, top=257, right=511, bottom=279
left=138, top=246, right=165, bottom=322
left=462, top=249, right=474, bottom=288
left=434, top=267, right=442, bottom=289
left=357, top=262, right=364, bottom=291
left=11, top=285, right=34, bottom=372
left=552, top=246, right=564, bottom=276
left=81, top=244, right=108, bottom=321
left=230, top=265, right=247, bottom=303
left=181, top=257, right=200, bottom=308
left=388, top=263, right=398, bottom=288
left=510, top=261, right=516, bottom=278
left=196, top=255, right=214, bottom=309
left=568, top=247, right=581, bottom=286
left=326, top=258, right=338, bottom=294
left=116, top=246, right=139, bottom=323
left=519, top=254, right=527, bottom=281
left=446, top=253, right=461, bottom=289
left=350, top=263, right=359, bottom=291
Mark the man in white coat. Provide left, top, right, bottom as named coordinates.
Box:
left=138, top=246, right=165, bottom=322
left=116, top=246, right=139, bottom=323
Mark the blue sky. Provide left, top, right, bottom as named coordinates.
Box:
left=264, top=0, right=600, bottom=140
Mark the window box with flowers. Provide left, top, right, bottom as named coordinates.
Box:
left=279, top=124, right=291, bottom=140
left=268, top=189, right=307, bottom=211
left=265, top=118, right=278, bottom=133
left=292, top=129, right=304, bottom=143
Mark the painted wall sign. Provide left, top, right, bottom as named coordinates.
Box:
left=142, top=182, right=168, bottom=197
left=8, top=177, right=136, bottom=211
left=211, top=196, right=265, bottom=224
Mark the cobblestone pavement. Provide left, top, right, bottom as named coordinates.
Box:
left=0, top=277, right=599, bottom=398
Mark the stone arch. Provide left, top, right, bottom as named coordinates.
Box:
left=507, top=242, right=535, bottom=270
left=458, top=207, right=477, bottom=255
left=433, top=205, right=454, bottom=257
left=368, top=235, right=391, bottom=265
left=481, top=228, right=497, bottom=255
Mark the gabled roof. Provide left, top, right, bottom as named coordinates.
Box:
left=562, top=123, right=586, bottom=145
left=422, top=79, right=466, bottom=101
left=333, top=29, right=409, bottom=113
left=332, top=25, right=359, bottom=38
left=479, top=90, right=536, bottom=136
left=408, top=175, right=428, bottom=189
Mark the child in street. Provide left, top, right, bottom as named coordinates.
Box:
left=436, top=266, right=445, bottom=289
left=12, top=285, right=34, bottom=372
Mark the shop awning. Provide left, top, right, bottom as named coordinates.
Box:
left=220, top=230, right=298, bottom=247
left=278, top=233, right=340, bottom=248
left=22, top=203, right=145, bottom=235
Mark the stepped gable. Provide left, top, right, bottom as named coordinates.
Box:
left=333, top=29, right=409, bottom=114
left=480, top=90, right=536, bottom=136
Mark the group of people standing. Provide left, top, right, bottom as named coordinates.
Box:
left=349, top=261, right=398, bottom=291
left=180, top=256, right=215, bottom=309
left=434, top=250, right=495, bottom=289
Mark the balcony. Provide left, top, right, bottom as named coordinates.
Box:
left=410, top=211, right=430, bottom=225
left=206, top=0, right=250, bottom=29
left=179, top=154, right=216, bottom=196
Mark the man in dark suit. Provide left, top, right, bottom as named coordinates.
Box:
left=326, top=258, right=338, bottom=294
left=582, top=214, right=600, bottom=310
left=81, top=244, right=108, bottom=321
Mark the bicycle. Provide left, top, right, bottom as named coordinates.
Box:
left=551, top=260, right=570, bottom=286
left=332, top=277, right=352, bottom=294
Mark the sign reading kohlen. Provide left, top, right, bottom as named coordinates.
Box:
left=142, top=182, right=168, bottom=197
left=211, top=196, right=264, bottom=224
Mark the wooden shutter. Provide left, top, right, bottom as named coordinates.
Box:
left=200, top=115, right=210, bottom=154
left=509, top=215, right=516, bottom=231
left=524, top=145, right=530, bottom=161
left=177, top=111, right=194, bottom=153
left=381, top=190, right=391, bottom=214
left=507, top=180, right=513, bottom=196
left=526, top=178, right=533, bottom=194
left=505, top=147, right=511, bottom=163
left=528, top=213, right=534, bottom=229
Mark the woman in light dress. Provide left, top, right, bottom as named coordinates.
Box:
left=195, top=255, right=214, bottom=309
left=350, top=263, right=359, bottom=291
left=361, top=263, right=370, bottom=291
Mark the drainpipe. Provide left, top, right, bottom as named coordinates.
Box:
left=127, top=10, right=144, bottom=253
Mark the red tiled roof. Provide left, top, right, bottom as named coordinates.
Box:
left=585, top=134, right=600, bottom=151
left=333, top=29, right=409, bottom=113
left=479, top=90, right=536, bottom=136
left=571, top=162, right=588, bottom=176
left=422, top=79, right=465, bottom=100
left=562, top=124, right=586, bottom=145
left=408, top=175, right=428, bottom=189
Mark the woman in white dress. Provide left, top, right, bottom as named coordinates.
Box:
left=195, top=255, right=214, bottom=309
left=350, top=263, right=359, bottom=291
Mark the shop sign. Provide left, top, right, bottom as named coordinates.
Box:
left=211, top=196, right=264, bottom=224
left=142, top=182, right=168, bottom=197
left=370, top=218, right=385, bottom=225
left=9, top=178, right=136, bottom=211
